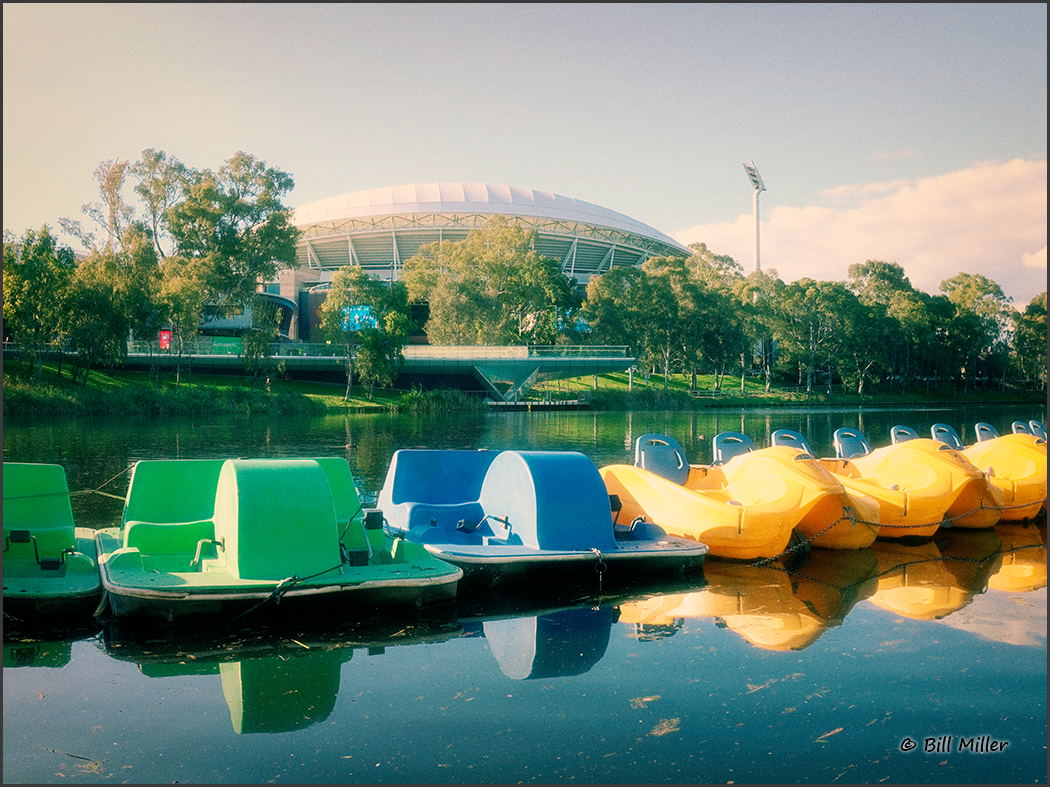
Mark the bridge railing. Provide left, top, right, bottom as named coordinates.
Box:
left=124, top=340, right=630, bottom=360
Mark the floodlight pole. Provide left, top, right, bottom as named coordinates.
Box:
left=742, top=161, right=766, bottom=272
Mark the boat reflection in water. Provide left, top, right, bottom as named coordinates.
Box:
left=619, top=548, right=880, bottom=651
left=866, top=530, right=1004, bottom=620
left=988, top=521, right=1047, bottom=592
left=480, top=606, right=618, bottom=680
left=101, top=619, right=461, bottom=735
left=619, top=520, right=1046, bottom=650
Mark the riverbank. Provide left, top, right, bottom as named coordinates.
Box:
left=3, top=359, right=1045, bottom=418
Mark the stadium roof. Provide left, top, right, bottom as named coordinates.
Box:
left=293, top=182, right=690, bottom=283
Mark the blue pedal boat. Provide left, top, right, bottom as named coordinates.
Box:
left=3, top=463, right=102, bottom=622
left=94, top=457, right=462, bottom=623
left=376, top=449, right=709, bottom=588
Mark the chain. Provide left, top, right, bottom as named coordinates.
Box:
left=591, top=548, right=607, bottom=594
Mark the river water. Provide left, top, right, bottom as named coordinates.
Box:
left=3, top=404, right=1046, bottom=784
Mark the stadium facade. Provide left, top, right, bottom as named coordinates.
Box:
left=274, top=182, right=690, bottom=341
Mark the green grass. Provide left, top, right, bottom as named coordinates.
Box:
left=3, top=359, right=1043, bottom=417
left=531, top=370, right=1047, bottom=410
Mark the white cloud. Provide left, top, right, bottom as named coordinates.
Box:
left=673, top=159, right=1048, bottom=306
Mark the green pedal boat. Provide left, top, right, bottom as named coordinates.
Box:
left=94, top=457, right=462, bottom=623
left=3, top=462, right=103, bottom=623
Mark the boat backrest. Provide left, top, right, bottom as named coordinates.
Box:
left=2, top=463, right=76, bottom=559
left=213, top=459, right=341, bottom=580
left=833, top=427, right=872, bottom=459
left=123, top=520, right=216, bottom=556
left=378, top=450, right=497, bottom=533
left=311, top=457, right=369, bottom=556
left=634, top=433, right=690, bottom=485
left=930, top=423, right=964, bottom=449
left=1030, top=420, right=1048, bottom=440
left=1010, top=420, right=1032, bottom=435
left=890, top=425, right=921, bottom=444
left=769, top=429, right=814, bottom=455
left=122, top=459, right=226, bottom=527
left=974, top=422, right=1000, bottom=442
left=712, top=432, right=756, bottom=465
left=478, top=451, right=616, bottom=552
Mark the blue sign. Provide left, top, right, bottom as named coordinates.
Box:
left=341, top=305, right=378, bottom=331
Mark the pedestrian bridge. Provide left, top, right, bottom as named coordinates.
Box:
left=124, top=343, right=634, bottom=402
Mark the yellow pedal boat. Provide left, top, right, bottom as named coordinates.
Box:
left=797, top=427, right=1004, bottom=537
left=599, top=433, right=880, bottom=560
left=931, top=422, right=1047, bottom=521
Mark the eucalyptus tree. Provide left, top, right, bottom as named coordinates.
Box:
left=940, top=272, right=1013, bottom=391
left=164, top=151, right=300, bottom=314
left=401, top=216, right=574, bottom=346
left=60, top=223, right=162, bottom=382
left=2, top=226, right=77, bottom=382
left=767, top=278, right=852, bottom=393
left=1011, top=292, right=1047, bottom=391
left=319, top=265, right=411, bottom=400
left=59, top=159, right=135, bottom=254
left=580, top=265, right=648, bottom=350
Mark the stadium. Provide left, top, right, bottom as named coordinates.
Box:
left=285, top=181, right=690, bottom=292
left=246, top=183, right=692, bottom=398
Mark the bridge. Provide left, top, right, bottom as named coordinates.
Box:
left=122, top=342, right=634, bottom=402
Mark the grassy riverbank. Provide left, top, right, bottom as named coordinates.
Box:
left=3, top=359, right=1044, bottom=417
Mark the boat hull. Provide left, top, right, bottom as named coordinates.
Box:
left=379, top=449, right=708, bottom=586
left=422, top=537, right=709, bottom=589
left=962, top=434, right=1047, bottom=521
left=94, top=458, right=462, bottom=623
left=601, top=446, right=880, bottom=558
left=95, top=528, right=460, bottom=623
left=820, top=439, right=1004, bottom=537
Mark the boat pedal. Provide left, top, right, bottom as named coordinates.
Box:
left=456, top=519, right=481, bottom=533
left=363, top=509, right=384, bottom=530
left=347, top=549, right=370, bottom=567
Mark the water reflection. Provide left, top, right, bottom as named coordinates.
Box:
left=99, top=616, right=462, bottom=735
left=988, top=521, right=1047, bottom=592
left=620, top=548, right=880, bottom=650
left=482, top=607, right=617, bottom=680
left=616, top=525, right=1047, bottom=651
left=4, top=406, right=1045, bottom=784
left=866, top=530, right=1003, bottom=620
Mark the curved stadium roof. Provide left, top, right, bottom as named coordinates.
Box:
left=293, top=182, right=690, bottom=283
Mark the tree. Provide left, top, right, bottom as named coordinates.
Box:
left=1012, top=292, right=1047, bottom=390
left=241, top=295, right=284, bottom=388
left=847, top=260, right=913, bottom=306
left=401, top=216, right=574, bottom=345
left=3, top=226, right=77, bottom=382
left=164, top=151, right=300, bottom=314
left=59, top=159, right=135, bottom=254
left=318, top=265, right=411, bottom=400
left=768, top=279, right=849, bottom=393
left=940, top=272, right=1013, bottom=390
left=131, top=148, right=189, bottom=259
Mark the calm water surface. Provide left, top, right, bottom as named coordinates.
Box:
left=3, top=404, right=1046, bottom=784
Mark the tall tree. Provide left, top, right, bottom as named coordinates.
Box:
left=131, top=148, right=189, bottom=259
left=940, top=272, right=1013, bottom=390
left=59, top=159, right=135, bottom=253
left=3, top=226, right=77, bottom=382
left=401, top=216, right=573, bottom=345
left=1011, top=292, right=1047, bottom=391
left=319, top=265, right=411, bottom=400
left=164, top=151, right=300, bottom=314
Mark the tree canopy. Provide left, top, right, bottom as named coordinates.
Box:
left=401, top=216, right=575, bottom=345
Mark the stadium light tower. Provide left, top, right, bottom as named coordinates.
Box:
left=742, top=161, right=766, bottom=272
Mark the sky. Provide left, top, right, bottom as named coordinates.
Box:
left=4, top=3, right=1046, bottom=306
